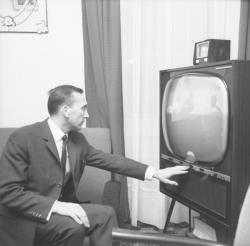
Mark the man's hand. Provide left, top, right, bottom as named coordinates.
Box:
left=153, top=165, right=189, bottom=186
left=51, top=201, right=90, bottom=227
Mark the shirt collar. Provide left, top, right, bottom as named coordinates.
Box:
left=48, top=118, right=66, bottom=142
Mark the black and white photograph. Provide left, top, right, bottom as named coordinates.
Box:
left=0, top=0, right=249, bottom=245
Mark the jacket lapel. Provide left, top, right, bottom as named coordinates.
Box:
left=42, top=120, right=60, bottom=163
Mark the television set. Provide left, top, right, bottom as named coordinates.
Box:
left=160, top=60, right=250, bottom=244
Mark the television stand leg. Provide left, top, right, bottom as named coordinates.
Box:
left=189, top=207, right=192, bottom=232
left=163, top=198, right=176, bottom=233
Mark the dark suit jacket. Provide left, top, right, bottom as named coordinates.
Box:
left=0, top=120, right=147, bottom=246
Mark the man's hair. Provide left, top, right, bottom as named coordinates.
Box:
left=47, top=85, right=83, bottom=115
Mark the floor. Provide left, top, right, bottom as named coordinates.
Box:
left=113, top=221, right=191, bottom=246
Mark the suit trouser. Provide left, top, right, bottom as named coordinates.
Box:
left=34, top=203, right=118, bottom=246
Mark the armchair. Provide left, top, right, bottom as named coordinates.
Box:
left=0, top=127, right=111, bottom=246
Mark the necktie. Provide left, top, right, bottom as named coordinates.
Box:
left=61, top=135, right=68, bottom=174
left=60, top=135, right=75, bottom=202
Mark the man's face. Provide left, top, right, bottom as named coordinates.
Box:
left=65, top=92, right=89, bottom=131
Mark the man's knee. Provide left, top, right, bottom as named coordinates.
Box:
left=103, top=205, right=116, bottom=218
left=67, top=221, right=86, bottom=238
left=35, top=215, right=87, bottom=245
left=57, top=220, right=86, bottom=245
left=101, top=205, right=118, bottom=226
left=82, top=204, right=118, bottom=228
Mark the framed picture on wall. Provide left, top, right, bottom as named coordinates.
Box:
left=13, top=0, right=39, bottom=11
left=0, top=0, right=48, bottom=33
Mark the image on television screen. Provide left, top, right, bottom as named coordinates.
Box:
left=162, top=73, right=229, bottom=165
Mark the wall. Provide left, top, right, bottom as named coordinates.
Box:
left=0, top=0, right=85, bottom=127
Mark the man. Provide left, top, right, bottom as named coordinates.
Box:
left=0, top=85, right=189, bottom=246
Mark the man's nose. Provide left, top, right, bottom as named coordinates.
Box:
left=84, top=109, right=89, bottom=118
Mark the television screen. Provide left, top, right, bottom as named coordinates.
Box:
left=162, top=73, right=229, bottom=165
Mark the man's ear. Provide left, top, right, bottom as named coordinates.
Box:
left=61, top=105, right=71, bottom=118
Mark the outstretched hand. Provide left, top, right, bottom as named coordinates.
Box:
left=153, top=165, right=189, bottom=186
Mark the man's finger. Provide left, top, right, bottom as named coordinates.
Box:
left=81, top=217, right=90, bottom=228
left=164, top=179, right=178, bottom=186
left=173, top=165, right=190, bottom=171
left=75, top=206, right=90, bottom=228
left=175, top=170, right=189, bottom=174
left=70, top=214, right=83, bottom=224
left=78, top=213, right=90, bottom=228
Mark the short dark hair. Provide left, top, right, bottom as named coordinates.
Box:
left=47, top=85, right=83, bottom=115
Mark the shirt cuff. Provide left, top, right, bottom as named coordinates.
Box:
left=144, top=166, right=156, bottom=180
left=46, top=200, right=57, bottom=221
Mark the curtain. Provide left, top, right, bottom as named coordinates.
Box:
left=81, top=0, right=130, bottom=227
left=238, top=0, right=250, bottom=59
left=121, top=0, right=241, bottom=229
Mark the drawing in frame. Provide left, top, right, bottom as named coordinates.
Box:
left=0, top=0, right=48, bottom=34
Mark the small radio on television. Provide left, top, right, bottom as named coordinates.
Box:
left=193, top=39, right=230, bottom=65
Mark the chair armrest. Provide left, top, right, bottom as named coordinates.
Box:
left=112, top=228, right=228, bottom=246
